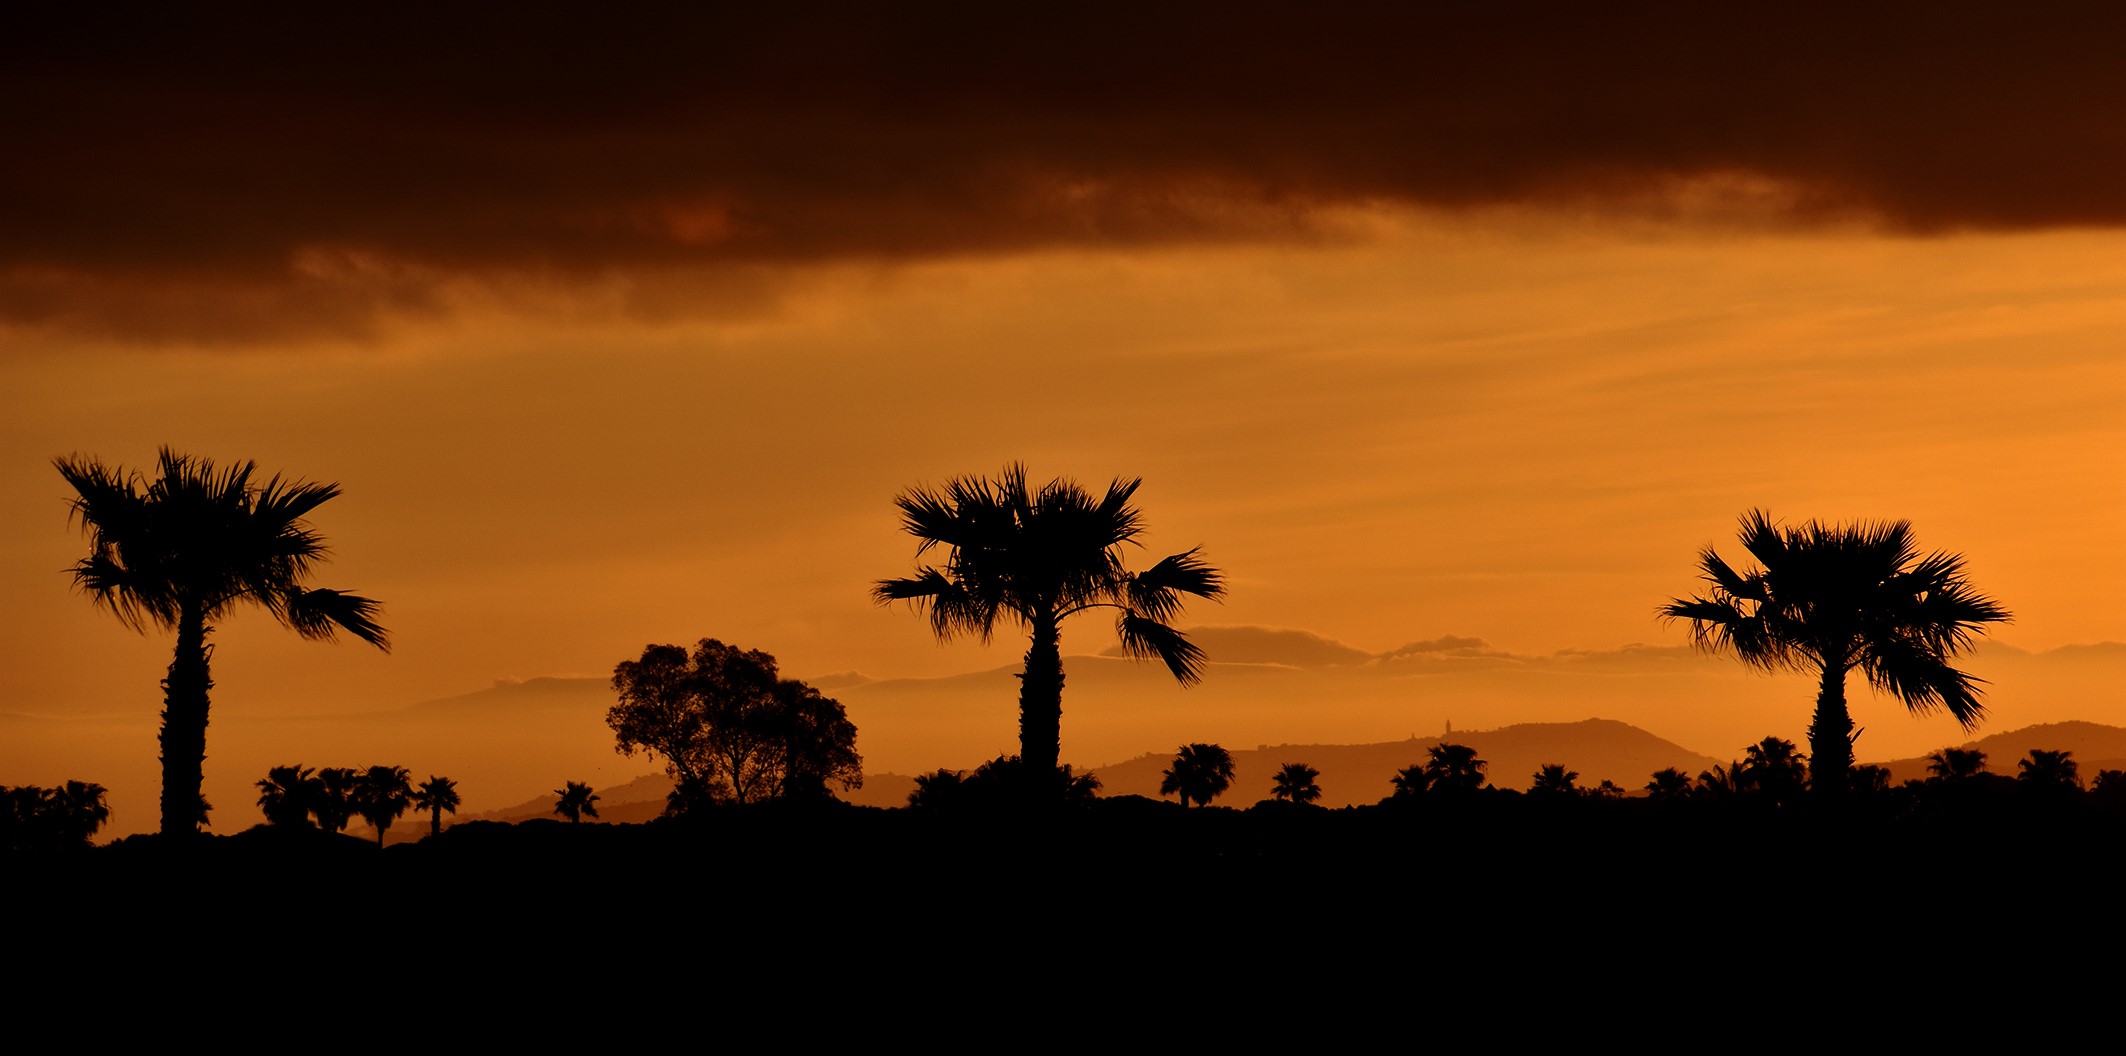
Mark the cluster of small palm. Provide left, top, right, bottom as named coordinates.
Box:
left=906, top=755, right=1102, bottom=809
left=1637, top=741, right=2116, bottom=807
left=257, top=765, right=456, bottom=845
left=1, top=781, right=110, bottom=850
left=1387, top=743, right=1493, bottom=799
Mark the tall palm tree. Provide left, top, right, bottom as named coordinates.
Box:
left=351, top=765, right=413, bottom=847
left=875, top=465, right=1224, bottom=781
left=554, top=781, right=600, bottom=824
left=55, top=449, right=389, bottom=837
left=1271, top=762, right=1323, bottom=805
left=1661, top=510, right=2008, bottom=796
left=410, top=775, right=460, bottom=837
left=1160, top=743, right=1235, bottom=808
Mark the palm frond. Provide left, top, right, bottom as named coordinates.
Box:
left=1859, top=633, right=1988, bottom=730
left=282, top=587, right=391, bottom=650
left=1127, top=547, right=1226, bottom=622
left=874, top=568, right=997, bottom=642
left=1116, top=613, right=1207, bottom=686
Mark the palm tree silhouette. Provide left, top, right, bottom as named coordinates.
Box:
left=875, top=465, right=1223, bottom=783
left=1645, top=767, right=1694, bottom=801
left=1160, top=743, right=1235, bottom=808
left=256, top=764, right=322, bottom=827
left=1741, top=736, right=1808, bottom=805
left=1528, top=763, right=1580, bottom=797
left=315, top=766, right=359, bottom=834
left=1389, top=765, right=1432, bottom=799
left=554, top=781, right=600, bottom=823
left=55, top=449, right=389, bottom=836
left=50, top=781, right=111, bottom=847
left=1271, top=763, right=1322, bottom=804
left=1423, top=743, right=1487, bottom=794
left=351, top=765, right=413, bottom=847
left=2016, top=749, right=2080, bottom=791
left=410, top=775, right=460, bottom=837
left=1661, top=510, right=2008, bottom=796
left=1925, top=747, right=1989, bottom=782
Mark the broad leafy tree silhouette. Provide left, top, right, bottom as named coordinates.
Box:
left=875, top=464, right=1223, bottom=788
left=610, top=639, right=861, bottom=809
left=1661, top=509, right=2008, bottom=796
left=1160, top=743, right=1235, bottom=808
left=55, top=449, right=388, bottom=837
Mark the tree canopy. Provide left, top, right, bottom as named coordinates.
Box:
left=609, top=638, right=862, bottom=810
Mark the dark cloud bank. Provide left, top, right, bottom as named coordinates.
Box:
left=11, top=3, right=2126, bottom=339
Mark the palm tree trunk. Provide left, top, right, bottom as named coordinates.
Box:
left=159, top=606, right=213, bottom=838
left=430, top=808, right=441, bottom=837
left=1017, top=611, right=1064, bottom=784
left=1806, top=660, right=1854, bottom=797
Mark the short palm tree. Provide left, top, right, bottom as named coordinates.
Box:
left=1661, top=510, right=2009, bottom=796
left=351, top=765, right=413, bottom=847
left=1271, top=762, right=1322, bottom=805
left=1529, top=763, right=1580, bottom=797
left=1389, top=765, right=1432, bottom=799
left=875, top=465, right=1224, bottom=784
left=2016, top=749, right=2080, bottom=791
left=1741, top=736, right=1808, bottom=804
left=315, top=766, right=358, bottom=833
left=256, top=764, right=322, bottom=828
left=1645, top=767, right=1694, bottom=801
left=1925, top=747, right=1989, bottom=782
left=56, top=450, right=388, bottom=836
left=49, top=781, right=111, bottom=846
left=555, top=781, right=600, bottom=823
left=1160, top=743, right=1235, bottom=808
left=1423, top=743, right=1487, bottom=793
left=410, top=775, right=460, bottom=837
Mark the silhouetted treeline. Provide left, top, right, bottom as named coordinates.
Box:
left=1, top=781, right=108, bottom=851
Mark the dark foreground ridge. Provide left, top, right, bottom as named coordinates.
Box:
left=10, top=793, right=2126, bottom=1036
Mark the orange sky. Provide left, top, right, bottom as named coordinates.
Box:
left=4, top=6, right=2123, bottom=834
